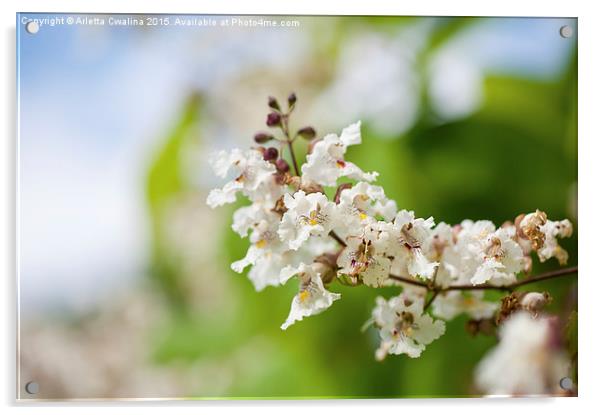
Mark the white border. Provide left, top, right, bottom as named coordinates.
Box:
left=2, top=1, right=601, bottom=414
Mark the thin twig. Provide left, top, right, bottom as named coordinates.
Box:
left=388, top=266, right=578, bottom=292
left=423, top=290, right=440, bottom=311
left=329, top=231, right=347, bottom=247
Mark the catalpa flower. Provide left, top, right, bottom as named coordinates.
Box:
left=475, top=312, right=570, bottom=396
left=206, top=148, right=282, bottom=208
left=281, top=263, right=341, bottom=330
left=385, top=210, right=439, bottom=279
left=432, top=291, right=498, bottom=321
left=278, top=190, right=338, bottom=250
left=470, top=227, right=525, bottom=286
left=372, top=294, right=446, bottom=359
left=301, top=121, right=377, bottom=187
left=335, top=182, right=397, bottom=232
left=337, top=224, right=392, bottom=287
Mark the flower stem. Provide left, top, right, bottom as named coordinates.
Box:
left=287, top=140, right=301, bottom=177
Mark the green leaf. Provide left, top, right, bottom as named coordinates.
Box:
left=145, top=92, right=202, bottom=309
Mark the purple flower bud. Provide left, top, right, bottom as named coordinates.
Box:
left=263, top=147, right=279, bottom=161
left=254, top=132, right=273, bottom=144
left=266, top=112, right=282, bottom=127
left=275, top=159, right=290, bottom=173
left=268, top=96, right=280, bottom=111
left=297, top=126, right=316, bottom=140
left=288, top=92, right=297, bottom=107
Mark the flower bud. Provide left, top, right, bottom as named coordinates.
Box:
left=520, top=292, right=551, bottom=315
left=254, top=132, right=273, bottom=144
left=263, top=147, right=278, bottom=161
left=268, top=96, right=280, bottom=111
left=287, top=92, right=297, bottom=107
left=275, top=159, right=290, bottom=173
left=297, top=126, right=316, bottom=140
left=266, top=112, right=282, bottom=127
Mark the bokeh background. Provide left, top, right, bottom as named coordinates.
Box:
left=17, top=14, right=577, bottom=399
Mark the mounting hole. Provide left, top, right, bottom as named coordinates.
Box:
left=25, top=21, right=39, bottom=35
left=559, top=377, right=573, bottom=391
left=25, top=381, right=39, bottom=395
left=559, top=25, right=573, bottom=38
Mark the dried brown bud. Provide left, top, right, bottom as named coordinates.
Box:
left=301, top=181, right=325, bottom=195
left=297, top=126, right=316, bottom=140
left=254, top=132, right=273, bottom=144
left=517, top=210, right=547, bottom=250
left=266, top=112, right=282, bottom=127
left=272, top=195, right=288, bottom=216
left=263, top=147, right=278, bottom=161
left=497, top=292, right=522, bottom=325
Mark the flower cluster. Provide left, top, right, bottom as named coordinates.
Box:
left=206, top=94, right=575, bottom=366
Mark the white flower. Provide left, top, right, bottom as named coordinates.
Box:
left=372, top=294, right=445, bottom=358
left=278, top=190, right=339, bottom=250
left=230, top=204, right=335, bottom=291
left=386, top=210, right=438, bottom=279
left=475, top=312, right=570, bottom=396
left=470, top=228, right=524, bottom=286
left=432, top=291, right=498, bottom=321
left=335, top=182, right=397, bottom=232
left=301, top=121, right=377, bottom=187
left=281, top=263, right=341, bottom=330
left=337, top=224, right=392, bottom=287
left=538, top=219, right=573, bottom=265
left=206, top=148, right=281, bottom=208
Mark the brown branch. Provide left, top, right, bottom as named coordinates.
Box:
left=388, top=266, right=578, bottom=292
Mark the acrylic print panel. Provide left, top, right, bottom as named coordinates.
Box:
left=17, top=13, right=577, bottom=400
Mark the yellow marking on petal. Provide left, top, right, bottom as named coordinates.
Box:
left=463, top=296, right=475, bottom=306
left=359, top=212, right=367, bottom=220
left=299, top=290, right=310, bottom=303
left=336, top=160, right=346, bottom=168
left=255, top=239, right=267, bottom=248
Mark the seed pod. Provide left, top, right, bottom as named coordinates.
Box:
left=254, top=132, right=273, bottom=144
left=297, top=126, right=316, bottom=140
left=266, top=112, right=282, bottom=127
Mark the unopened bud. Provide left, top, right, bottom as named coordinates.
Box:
left=268, top=96, right=280, bottom=111
left=263, top=147, right=278, bottom=161
left=287, top=92, right=297, bottom=107
left=297, top=126, right=316, bottom=140
left=254, top=132, right=273, bottom=144
left=266, top=112, right=282, bottom=127
left=275, top=159, right=290, bottom=173
left=520, top=292, right=551, bottom=315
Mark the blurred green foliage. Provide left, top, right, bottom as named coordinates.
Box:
left=144, top=18, right=577, bottom=398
